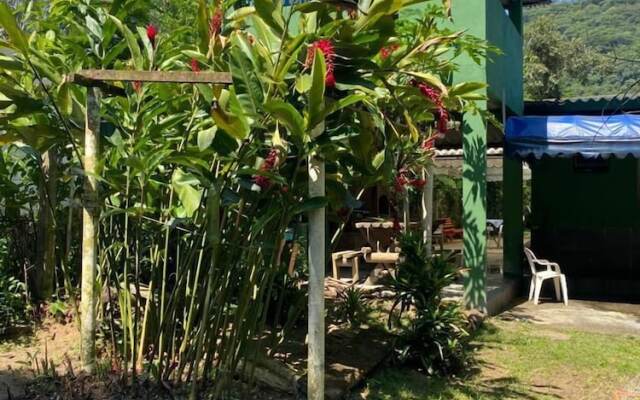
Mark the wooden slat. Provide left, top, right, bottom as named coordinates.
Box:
left=69, top=69, right=232, bottom=86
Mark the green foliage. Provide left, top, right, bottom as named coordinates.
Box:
left=335, top=286, right=369, bottom=327
left=434, top=175, right=462, bottom=226
left=47, top=299, right=68, bottom=323
left=525, top=0, right=638, bottom=98
left=0, top=274, right=29, bottom=335
left=0, top=0, right=488, bottom=396
left=386, top=234, right=469, bottom=375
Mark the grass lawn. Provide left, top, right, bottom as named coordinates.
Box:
left=355, top=319, right=640, bottom=400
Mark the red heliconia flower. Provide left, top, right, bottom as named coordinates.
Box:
left=411, top=80, right=450, bottom=134
left=132, top=81, right=143, bottom=92
left=394, top=171, right=409, bottom=192
left=190, top=58, right=200, bottom=72
left=437, top=108, right=449, bottom=133
left=410, top=178, right=426, bottom=189
left=210, top=8, right=223, bottom=37
left=380, top=44, right=400, bottom=59
left=325, top=71, right=336, bottom=88
left=253, top=148, right=281, bottom=190
left=421, top=137, right=436, bottom=150
left=253, top=175, right=271, bottom=189
left=305, top=39, right=336, bottom=87
left=146, top=24, right=158, bottom=46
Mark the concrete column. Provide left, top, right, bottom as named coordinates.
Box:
left=80, top=87, right=101, bottom=373
left=307, top=156, right=325, bottom=400
left=462, top=110, right=487, bottom=312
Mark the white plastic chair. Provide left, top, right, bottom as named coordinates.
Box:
left=524, top=248, right=568, bottom=305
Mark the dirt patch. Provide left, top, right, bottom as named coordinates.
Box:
left=0, top=319, right=80, bottom=399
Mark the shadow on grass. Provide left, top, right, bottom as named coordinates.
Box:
left=352, top=322, right=563, bottom=400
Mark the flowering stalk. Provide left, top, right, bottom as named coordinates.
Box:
left=146, top=24, right=158, bottom=47
left=412, top=80, right=449, bottom=133
left=210, top=8, right=223, bottom=37
left=190, top=58, right=200, bottom=72
left=305, top=39, right=336, bottom=87
left=380, top=44, right=400, bottom=59
left=253, top=149, right=280, bottom=191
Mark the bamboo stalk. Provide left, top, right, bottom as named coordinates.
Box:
left=80, top=87, right=101, bottom=374
left=189, top=186, right=221, bottom=400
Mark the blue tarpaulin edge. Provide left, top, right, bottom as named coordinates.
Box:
left=505, top=115, right=640, bottom=159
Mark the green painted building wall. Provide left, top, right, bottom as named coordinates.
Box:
left=452, top=0, right=525, bottom=309
left=531, top=157, right=640, bottom=299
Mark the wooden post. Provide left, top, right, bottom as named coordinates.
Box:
left=80, top=87, right=101, bottom=373
left=307, top=155, right=325, bottom=400
left=422, top=167, right=434, bottom=257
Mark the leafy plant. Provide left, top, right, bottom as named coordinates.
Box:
left=386, top=234, right=470, bottom=375
left=47, top=299, right=69, bottom=324
left=335, top=286, right=369, bottom=327
left=0, top=274, right=29, bottom=336
left=0, top=0, right=489, bottom=396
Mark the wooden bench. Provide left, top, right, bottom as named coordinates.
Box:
left=331, top=250, right=362, bottom=282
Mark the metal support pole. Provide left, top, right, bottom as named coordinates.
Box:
left=80, top=87, right=101, bottom=373
left=308, top=155, right=325, bottom=400
left=422, top=167, right=434, bottom=257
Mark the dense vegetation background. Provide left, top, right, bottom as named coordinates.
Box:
left=524, top=0, right=640, bottom=99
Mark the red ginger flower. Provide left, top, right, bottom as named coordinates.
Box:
left=305, top=39, right=336, bottom=87
left=210, top=8, right=223, bottom=37
left=421, top=137, right=436, bottom=150
left=411, top=80, right=449, bottom=133
left=146, top=24, right=158, bottom=46
left=380, top=44, right=400, bottom=59
left=132, top=81, right=143, bottom=92
left=394, top=170, right=409, bottom=192
left=410, top=178, right=426, bottom=189
left=253, top=148, right=280, bottom=190
left=437, top=108, right=449, bottom=133
left=190, top=58, right=200, bottom=72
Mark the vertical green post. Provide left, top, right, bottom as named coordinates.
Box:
left=462, top=110, right=488, bottom=311
left=508, top=0, right=523, bottom=35
left=503, top=156, right=524, bottom=277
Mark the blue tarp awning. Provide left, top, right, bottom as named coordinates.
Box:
left=505, top=115, right=640, bottom=158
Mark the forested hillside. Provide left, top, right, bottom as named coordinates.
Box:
left=525, top=0, right=640, bottom=98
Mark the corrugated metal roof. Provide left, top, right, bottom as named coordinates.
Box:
left=525, top=95, right=640, bottom=116
left=435, top=147, right=503, bottom=157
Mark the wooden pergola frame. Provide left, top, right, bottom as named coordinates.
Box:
left=71, top=69, right=326, bottom=400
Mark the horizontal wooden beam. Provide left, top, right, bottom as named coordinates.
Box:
left=68, top=69, right=233, bottom=86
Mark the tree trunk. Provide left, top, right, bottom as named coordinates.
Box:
left=34, top=147, right=58, bottom=301
left=80, top=87, right=101, bottom=373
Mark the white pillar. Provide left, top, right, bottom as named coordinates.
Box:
left=307, top=155, right=325, bottom=400
left=422, top=167, right=434, bottom=257
left=80, top=87, right=101, bottom=373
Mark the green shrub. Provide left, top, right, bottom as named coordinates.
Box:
left=0, top=274, right=29, bottom=336
left=335, top=286, right=369, bottom=327
left=386, top=234, right=470, bottom=375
